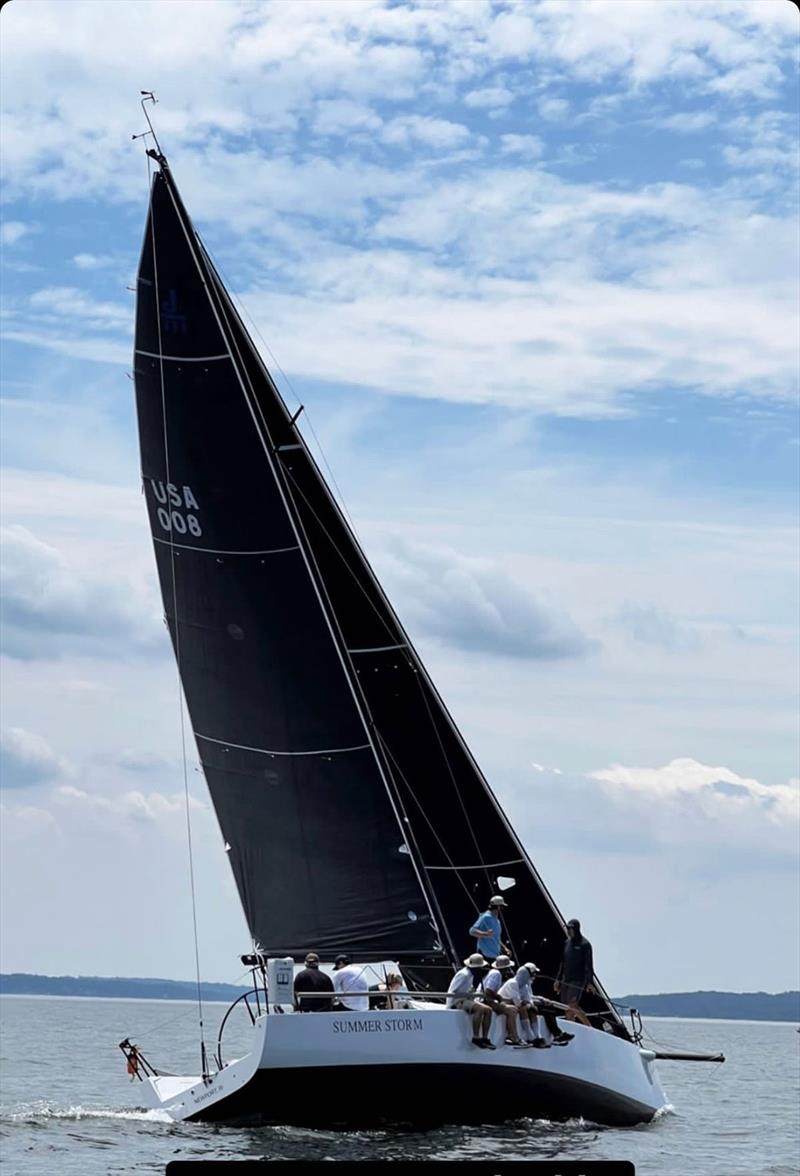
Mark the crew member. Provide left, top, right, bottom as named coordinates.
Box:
left=332, top=954, right=370, bottom=1012
left=555, top=918, right=594, bottom=1027
left=482, top=955, right=523, bottom=1045
left=294, top=951, right=334, bottom=1012
left=501, top=963, right=573, bottom=1046
left=469, top=895, right=509, bottom=962
left=446, top=953, right=495, bottom=1049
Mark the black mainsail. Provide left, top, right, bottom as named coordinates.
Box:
left=133, top=153, right=624, bottom=1030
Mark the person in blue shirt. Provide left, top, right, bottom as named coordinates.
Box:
left=469, top=895, right=509, bottom=962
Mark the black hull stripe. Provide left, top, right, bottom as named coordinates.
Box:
left=187, top=1062, right=658, bottom=1129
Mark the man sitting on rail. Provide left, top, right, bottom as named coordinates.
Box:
left=481, top=955, right=525, bottom=1045
left=500, top=962, right=573, bottom=1047
left=446, top=953, right=495, bottom=1049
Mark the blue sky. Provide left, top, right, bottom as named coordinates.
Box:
left=1, top=0, right=798, bottom=994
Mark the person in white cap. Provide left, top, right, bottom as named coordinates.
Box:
left=446, top=953, right=495, bottom=1049
left=469, top=895, right=509, bottom=963
left=332, top=953, right=370, bottom=1012
left=500, top=963, right=573, bottom=1047
left=481, top=955, right=525, bottom=1045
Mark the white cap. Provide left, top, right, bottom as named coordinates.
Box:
left=488, top=895, right=508, bottom=907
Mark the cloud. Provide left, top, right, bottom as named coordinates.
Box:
left=590, top=757, right=799, bottom=825
left=0, top=329, right=130, bottom=365
left=0, top=524, right=162, bottom=661
left=1, top=221, right=30, bottom=246
left=72, top=252, right=114, bottom=270
left=615, top=603, right=700, bottom=651
left=514, top=757, right=799, bottom=870
left=381, top=115, right=472, bottom=150
left=499, top=134, right=544, bottom=158
left=537, top=97, right=570, bottom=122
left=464, top=86, right=514, bottom=110
left=0, top=0, right=795, bottom=210
left=382, top=538, right=597, bottom=660
left=114, top=748, right=173, bottom=773
left=54, top=783, right=204, bottom=824
left=28, top=286, right=129, bottom=329
left=0, top=727, right=70, bottom=789
left=659, top=110, right=716, bottom=132
left=312, top=98, right=383, bottom=138
left=2, top=284, right=132, bottom=366
left=582, top=759, right=800, bottom=871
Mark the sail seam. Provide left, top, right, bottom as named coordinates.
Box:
left=348, top=643, right=408, bottom=653
left=195, top=733, right=371, bottom=757
left=136, top=349, right=230, bottom=362
left=152, top=538, right=300, bottom=556
left=424, top=859, right=526, bottom=871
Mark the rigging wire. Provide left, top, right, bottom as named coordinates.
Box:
left=145, top=149, right=208, bottom=1079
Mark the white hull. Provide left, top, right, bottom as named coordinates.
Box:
left=140, top=1007, right=667, bottom=1128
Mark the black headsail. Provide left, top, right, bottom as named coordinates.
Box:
left=134, top=151, right=625, bottom=1031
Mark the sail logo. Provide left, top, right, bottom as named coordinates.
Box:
left=160, top=289, right=187, bottom=335
left=150, top=481, right=202, bottom=537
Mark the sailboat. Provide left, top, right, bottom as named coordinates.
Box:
left=122, top=123, right=678, bottom=1129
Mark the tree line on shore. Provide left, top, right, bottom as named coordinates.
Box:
left=1, top=973, right=798, bottom=1021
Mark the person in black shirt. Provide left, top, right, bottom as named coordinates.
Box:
left=554, top=919, right=594, bottom=1027
left=294, top=952, right=334, bottom=1011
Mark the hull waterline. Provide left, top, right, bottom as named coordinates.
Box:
left=140, top=1008, right=667, bottom=1128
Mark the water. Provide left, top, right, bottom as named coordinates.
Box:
left=0, top=996, right=797, bottom=1175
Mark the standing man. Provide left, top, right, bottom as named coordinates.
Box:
left=332, top=953, right=370, bottom=1012
left=446, top=952, right=495, bottom=1049
left=469, top=895, right=509, bottom=963
left=554, top=918, right=594, bottom=1027
left=294, top=951, right=334, bottom=1012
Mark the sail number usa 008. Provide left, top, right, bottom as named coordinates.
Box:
left=149, top=480, right=202, bottom=537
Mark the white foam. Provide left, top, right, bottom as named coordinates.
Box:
left=2, top=1101, right=173, bottom=1123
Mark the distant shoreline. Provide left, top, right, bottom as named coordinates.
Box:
left=3, top=997, right=795, bottom=1025
left=1, top=974, right=798, bottom=1021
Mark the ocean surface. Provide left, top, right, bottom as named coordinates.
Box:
left=0, top=995, right=797, bottom=1175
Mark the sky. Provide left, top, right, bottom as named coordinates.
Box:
left=0, top=0, right=798, bottom=998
